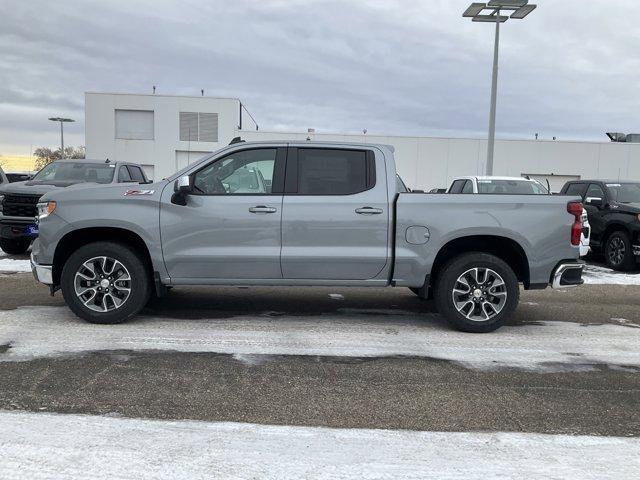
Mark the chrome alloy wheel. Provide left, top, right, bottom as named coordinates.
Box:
left=451, top=267, right=507, bottom=322
left=607, top=236, right=625, bottom=266
left=74, top=256, right=132, bottom=312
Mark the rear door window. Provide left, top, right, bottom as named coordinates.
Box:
left=293, top=148, right=374, bottom=195
left=461, top=180, right=474, bottom=193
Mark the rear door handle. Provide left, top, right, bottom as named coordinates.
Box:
left=355, top=207, right=383, bottom=215
left=249, top=205, right=277, bottom=214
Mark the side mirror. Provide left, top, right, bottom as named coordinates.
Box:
left=171, top=175, right=192, bottom=206
left=585, top=197, right=603, bottom=208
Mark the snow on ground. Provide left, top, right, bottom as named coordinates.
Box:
left=1, top=411, right=638, bottom=480
left=583, top=264, right=640, bottom=285
left=1, top=307, right=639, bottom=371
left=0, top=251, right=30, bottom=273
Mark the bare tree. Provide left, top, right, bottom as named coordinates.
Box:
left=34, top=146, right=85, bottom=170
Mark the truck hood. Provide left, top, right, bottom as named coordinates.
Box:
left=0, top=179, right=106, bottom=196
left=611, top=202, right=640, bottom=214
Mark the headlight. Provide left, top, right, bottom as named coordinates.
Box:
left=37, top=201, right=57, bottom=220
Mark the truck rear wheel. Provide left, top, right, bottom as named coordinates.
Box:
left=0, top=238, right=30, bottom=255
left=434, top=252, right=519, bottom=333
left=61, top=242, right=151, bottom=324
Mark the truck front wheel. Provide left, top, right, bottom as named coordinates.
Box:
left=60, top=242, right=151, bottom=324
left=0, top=238, right=31, bottom=255
left=434, top=252, right=519, bottom=333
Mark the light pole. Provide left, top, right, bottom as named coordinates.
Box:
left=48, top=117, right=75, bottom=159
left=463, top=1, right=536, bottom=175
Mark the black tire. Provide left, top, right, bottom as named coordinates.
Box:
left=61, top=242, right=152, bottom=324
left=0, top=238, right=30, bottom=255
left=434, top=252, right=519, bottom=333
left=604, top=231, right=635, bottom=271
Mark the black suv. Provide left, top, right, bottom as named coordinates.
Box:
left=560, top=180, right=640, bottom=270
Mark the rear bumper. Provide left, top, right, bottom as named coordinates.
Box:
left=30, top=253, right=53, bottom=285
left=551, top=261, right=585, bottom=289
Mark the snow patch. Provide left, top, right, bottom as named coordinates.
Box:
left=0, top=250, right=31, bottom=273
left=1, top=307, right=639, bottom=371
left=0, top=411, right=638, bottom=480
left=583, top=264, right=640, bottom=285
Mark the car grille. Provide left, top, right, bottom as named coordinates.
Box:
left=2, top=194, right=42, bottom=218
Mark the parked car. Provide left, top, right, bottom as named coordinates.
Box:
left=31, top=142, right=584, bottom=333
left=447, top=176, right=591, bottom=257
left=560, top=180, right=640, bottom=270
left=0, top=159, right=148, bottom=255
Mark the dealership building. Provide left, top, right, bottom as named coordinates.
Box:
left=85, top=92, right=640, bottom=191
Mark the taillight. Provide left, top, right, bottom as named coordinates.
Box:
left=567, top=201, right=583, bottom=246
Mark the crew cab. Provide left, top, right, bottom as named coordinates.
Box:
left=0, top=159, right=148, bottom=254
left=560, top=180, right=640, bottom=270
left=448, top=176, right=591, bottom=257
left=31, top=142, right=584, bottom=333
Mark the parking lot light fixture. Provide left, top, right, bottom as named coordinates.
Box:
left=463, top=1, right=536, bottom=175
left=48, top=117, right=75, bottom=159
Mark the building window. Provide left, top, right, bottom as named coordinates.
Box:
left=115, top=110, right=154, bottom=140
left=179, top=112, right=219, bottom=142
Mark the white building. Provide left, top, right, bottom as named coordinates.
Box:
left=86, top=92, right=640, bottom=191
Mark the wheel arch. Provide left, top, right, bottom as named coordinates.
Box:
left=52, top=227, right=153, bottom=286
left=429, top=235, right=530, bottom=290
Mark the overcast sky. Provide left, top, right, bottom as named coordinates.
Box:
left=1, top=0, right=639, bottom=155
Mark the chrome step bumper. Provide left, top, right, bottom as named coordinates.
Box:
left=552, top=261, right=585, bottom=289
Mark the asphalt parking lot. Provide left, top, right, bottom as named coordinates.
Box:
left=1, top=253, right=639, bottom=478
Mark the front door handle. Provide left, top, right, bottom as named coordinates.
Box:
left=249, top=205, right=277, bottom=214
left=355, top=207, right=383, bottom=215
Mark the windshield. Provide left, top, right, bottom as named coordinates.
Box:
left=606, top=183, right=640, bottom=204
left=33, top=162, right=115, bottom=184
left=477, top=179, right=548, bottom=195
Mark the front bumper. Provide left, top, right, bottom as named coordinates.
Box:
left=30, top=253, right=53, bottom=285
left=552, top=261, right=585, bottom=289
left=1, top=217, right=38, bottom=239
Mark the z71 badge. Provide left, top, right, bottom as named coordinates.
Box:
left=124, top=189, right=155, bottom=196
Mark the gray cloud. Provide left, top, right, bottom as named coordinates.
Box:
left=1, top=0, right=639, bottom=154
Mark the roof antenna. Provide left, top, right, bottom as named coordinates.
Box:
left=152, top=85, right=156, bottom=94
left=201, top=89, right=204, bottom=96
left=105, top=158, right=110, bottom=164
left=229, top=136, right=245, bottom=145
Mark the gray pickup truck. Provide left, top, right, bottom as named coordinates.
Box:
left=31, top=141, right=584, bottom=332
left=0, top=159, right=148, bottom=254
